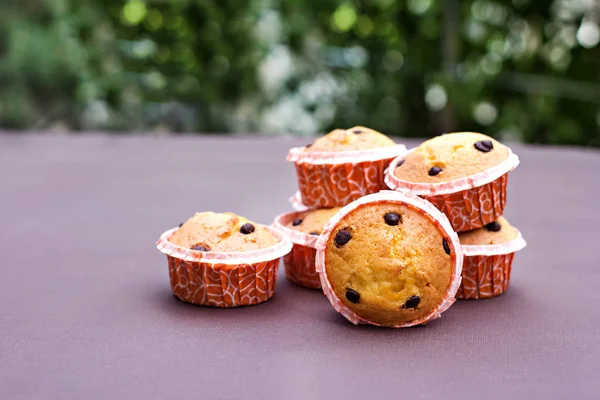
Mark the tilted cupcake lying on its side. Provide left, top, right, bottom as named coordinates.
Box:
left=385, top=132, right=519, bottom=232
left=457, top=217, right=526, bottom=299
left=288, top=126, right=406, bottom=209
left=314, top=191, right=463, bottom=328
left=273, top=207, right=341, bottom=289
left=156, top=212, right=292, bottom=307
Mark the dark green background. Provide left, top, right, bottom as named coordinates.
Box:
left=2, top=0, right=599, bottom=146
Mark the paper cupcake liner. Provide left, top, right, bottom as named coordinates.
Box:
left=314, top=190, right=463, bottom=328
left=457, top=231, right=526, bottom=300
left=156, top=225, right=293, bottom=307
left=289, top=191, right=311, bottom=211
left=288, top=145, right=407, bottom=208
left=283, top=245, right=321, bottom=289
left=273, top=211, right=321, bottom=289
left=287, top=144, right=407, bottom=165
left=384, top=149, right=519, bottom=232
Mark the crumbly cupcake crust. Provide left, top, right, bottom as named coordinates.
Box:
left=459, top=217, right=519, bottom=246
left=170, top=212, right=279, bottom=252
left=323, top=201, right=454, bottom=326
left=394, top=132, right=509, bottom=183
left=305, top=126, right=396, bottom=152
left=286, top=208, right=342, bottom=235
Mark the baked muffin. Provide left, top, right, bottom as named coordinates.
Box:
left=306, top=126, right=396, bottom=152
left=315, top=191, right=462, bottom=328
left=275, top=207, right=341, bottom=289
left=157, top=212, right=292, bottom=307
left=171, top=212, right=279, bottom=252
left=457, top=217, right=526, bottom=300
left=394, top=132, right=509, bottom=183
left=286, top=207, right=342, bottom=235
left=459, top=217, right=518, bottom=246
left=385, top=132, right=519, bottom=232
left=288, top=127, right=406, bottom=208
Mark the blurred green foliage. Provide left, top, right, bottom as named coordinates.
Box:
left=1, top=0, right=599, bottom=146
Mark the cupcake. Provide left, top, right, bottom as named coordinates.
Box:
left=385, top=132, right=519, bottom=232
left=457, top=217, right=526, bottom=299
left=273, top=207, right=341, bottom=289
left=314, top=191, right=462, bottom=328
left=287, top=126, right=406, bottom=208
left=156, top=212, right=292, bottom=307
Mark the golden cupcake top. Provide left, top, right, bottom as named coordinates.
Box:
left=394, top=132, right=510, bottom=183
left=170, top=212, right=279, bottom=252
left=286, top=207, right=342, bottom=235
left=323, top=201, right=455, bottom=327
left=305, top=126, right=396, bottom=152
left=459, top=217, right=519, bottom=246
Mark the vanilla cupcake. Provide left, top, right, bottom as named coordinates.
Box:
left=457, top=217, right=526, bottom=299
left=385, top=132, right=519, bottom=232
left=273, top=207, right=341, bottom=289
left=314, top=191, right=462, bottom=328
left=156, top=212, right=292, bottom=307
left=288, top=126, right=406, bottom=208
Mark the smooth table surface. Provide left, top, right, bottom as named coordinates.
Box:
left=1, top=133, right=599, bottom=400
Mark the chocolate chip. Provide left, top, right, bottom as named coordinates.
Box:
left=310, top=231, right=319, bottom=236
left=179, top=222, right=184, bottom=228
left=334, top=229, right=352, bottom=248
left=429, top=166, right=442, bottom=176
left=474, top=140, right=493, bottom=153
left=352, top=129, right=362, bottom=134
left=192, top=245, right=210, bottom=252
left=443, top=238, right=451, bottom=255
left=240, top=223, right=255, bottom=235
left=397, top=159, right=405, bottom=167
left=384, top=212, right=401, bottom=226
left=346, top=288, right=360, bottom=303
left=403, top=295, right=420, bottom=308
left=292, top=218, right=303, bottom=226
left=485, top=221, right=501, bottom=232
left=306, top=143, right=313, bottom=148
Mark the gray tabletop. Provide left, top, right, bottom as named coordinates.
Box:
left=1, top=133, right=599, bottom=400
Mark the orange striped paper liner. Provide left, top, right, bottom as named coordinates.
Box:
left=457, top=230, right=526, bottom=299
left=273, top=211, right=322, bottom=289
left=288, top=145, right=406, bottom=208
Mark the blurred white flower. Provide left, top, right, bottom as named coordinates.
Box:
left=425, top=84, right=447, bottom=112
left=258, top=45, right=293, bottom=96
left=576, top=21, right=600, bottom=48
left=473, top=102, right=498, bottom=125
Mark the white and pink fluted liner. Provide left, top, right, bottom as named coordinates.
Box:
left=461, top=229, right=526, bottom=257
left=314, top=190, right=463, bottom=328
